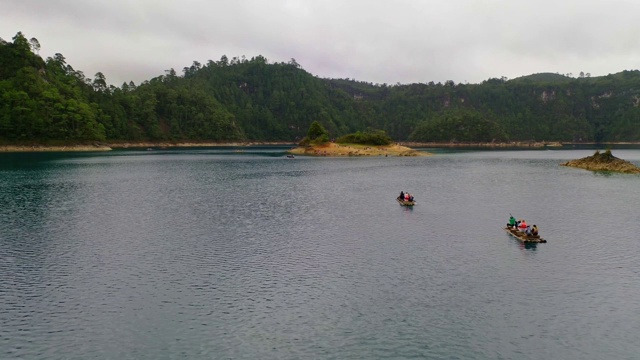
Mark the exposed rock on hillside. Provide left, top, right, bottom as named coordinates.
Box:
left=561, top=150, right=640, bottom=174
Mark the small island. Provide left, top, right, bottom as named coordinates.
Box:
left=289, top=142, right=426, bottom=157
left=561, top=149, right=640, bottom=174
left=288, top=121, right=429, bottom=157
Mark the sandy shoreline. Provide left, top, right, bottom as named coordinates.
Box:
left=0, top=142, right=294, bottom=153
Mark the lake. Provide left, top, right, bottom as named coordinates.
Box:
left=1, top=146, right=639, bottom=359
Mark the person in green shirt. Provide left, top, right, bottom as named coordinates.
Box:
left=507, top=215, right=516, bottom=229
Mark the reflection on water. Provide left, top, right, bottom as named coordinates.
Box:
left=518, top=242, right=537, bottom=251
left=1, top=147, right=639, bottom=360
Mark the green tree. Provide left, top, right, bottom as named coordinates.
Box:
left=299, top=121, right=329, bottom=145
left=307, top=121, right=328, bottom=139
left=29, top=37, right=40, bottom=55
left=92, top=72, right=107, bottom=92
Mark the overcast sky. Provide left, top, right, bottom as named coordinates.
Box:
left=3, top=0, right=640, bottom=86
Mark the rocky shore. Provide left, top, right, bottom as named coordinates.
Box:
left=561, top=150, right=640, bottom=174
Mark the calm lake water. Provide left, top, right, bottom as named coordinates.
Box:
left=1, top=146, right=639, bottom=360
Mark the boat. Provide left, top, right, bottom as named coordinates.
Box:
left=286, top=154, right=295, bottom=159
left=503, top=227, right=546, bottom=243
left=397, top=198, right=415, bottom=206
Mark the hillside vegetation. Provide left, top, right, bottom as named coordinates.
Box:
left=3, top=31, right=640, bottom=145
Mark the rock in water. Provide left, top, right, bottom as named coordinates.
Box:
left=561, top=150, right=640, bottom=174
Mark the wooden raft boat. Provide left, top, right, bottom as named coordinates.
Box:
left=397, top=198, right=416, bottom=206
left=504, top=227, right=546, bottom=243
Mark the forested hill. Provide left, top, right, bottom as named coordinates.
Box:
left=3, top=31, right=640, bottom=144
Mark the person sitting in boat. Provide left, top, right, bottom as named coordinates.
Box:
left=409, top=194, right=414, bottom=202
left=525, top=225, right=533, bottom=236
left=531, top=225, right=539, bottom=236
left=518, top=219, right=528, bottom=231
left=398, top=191, right=405, bottom=200
left=404, top=193, right=410, bottom=201
left=507, top=216, right=516, bottom=229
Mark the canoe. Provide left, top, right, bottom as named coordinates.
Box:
left=397, top=198, right=416, bottom=206
left=503, top=227, right=546, bottom=243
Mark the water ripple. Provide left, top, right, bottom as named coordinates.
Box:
left=1, top=150, right=640, bottom=359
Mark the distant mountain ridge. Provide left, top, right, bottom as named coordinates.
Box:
left=510, top=72, right=574, bottom=83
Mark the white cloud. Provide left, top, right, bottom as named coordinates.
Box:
left=2, top=0, right=639, bottom=86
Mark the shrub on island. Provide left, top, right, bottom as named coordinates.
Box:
left=336, top=129, right=393, bottom=146
left=298, top=121, right=330, bottom=146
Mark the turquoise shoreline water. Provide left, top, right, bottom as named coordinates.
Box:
left=1, top=147, right=639, bottom=359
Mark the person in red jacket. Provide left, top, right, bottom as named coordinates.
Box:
left=518, top=219, right=528, bottom=230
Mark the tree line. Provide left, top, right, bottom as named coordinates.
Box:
left=2, top=31, right=640, bottom=145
